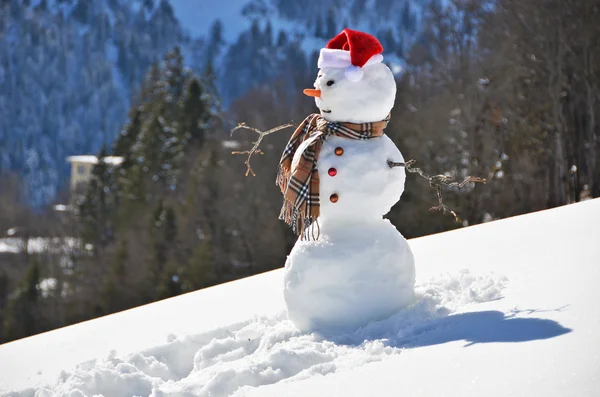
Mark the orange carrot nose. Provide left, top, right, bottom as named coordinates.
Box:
left=303, top=89, right=321, bottom=98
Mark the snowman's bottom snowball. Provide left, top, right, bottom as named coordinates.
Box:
left=284, top=219, right=415, bottom=333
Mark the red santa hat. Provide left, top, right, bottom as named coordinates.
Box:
left=317, top=28, right=384, bottom=82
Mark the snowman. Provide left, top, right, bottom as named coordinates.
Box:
left=276, top=29, right=416, bottom=333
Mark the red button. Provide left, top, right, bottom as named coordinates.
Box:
left=328, top=168, right=337, bottom=176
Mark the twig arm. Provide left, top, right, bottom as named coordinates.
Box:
left=230, top=122, right=295, bottom=176
left=388, top=159, right=486, bottom=223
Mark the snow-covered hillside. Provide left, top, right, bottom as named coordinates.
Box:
left=169, top=0, right=251, bottom=41
left=2, top=199, right=597, bottom=397
left=0, top=0, right=186, bottom=204
left=1, top=0, right=422, bottom=205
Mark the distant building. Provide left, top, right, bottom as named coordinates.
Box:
left=66, top=155, right=123, bottom=195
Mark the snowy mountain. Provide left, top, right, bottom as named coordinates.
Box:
left=1, top=198, right=598, bottom=396
left=0, top=0, right=188, bottom=205
left=0, top=0, right=422, bottom=206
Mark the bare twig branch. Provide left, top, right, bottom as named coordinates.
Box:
left=230, top=122, right=295, bottom=176
left=388, top=159, right=487, bottom=222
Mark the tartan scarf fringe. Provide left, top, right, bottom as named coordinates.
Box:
left=277, top=113, right=389, bottom=238
left=275, top=165, right=290, bottom=199
left=277, top=167, right=310, bottom=238
left=278, top=195, right=321, bottom=241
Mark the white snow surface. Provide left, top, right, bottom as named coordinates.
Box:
left=66, top=156, right=124, bottom=165
left=0, top=238, right=78, bottom=254
left=1, top=199, right=600, bottom=397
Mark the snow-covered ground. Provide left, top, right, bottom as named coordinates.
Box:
left=1, top=199, right=599, bottom=396
left=0, top=238, right=78, bottom=254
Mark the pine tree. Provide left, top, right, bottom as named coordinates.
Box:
left=35, top=0, right=47, bottom=12
left=100, top=238, right=128, bottom=313
left=72, top=0, right=90, bottom=24
left=147, top=201, right=179, bottom=298
left=160, top=46, right=186, bottom=105
left=185, top=240, right=216, bottom=291
left=134, top=63, right=161, bottom=112
left=142, top=116, right=169, bottom=182
left=0, top=271, right=7, bottom=342
left=149, top=200, right=169, bottom=294
left=277, top=31, right=288, bottom=47
left=206, top=19, right=225, bottom=60
left=156, top=206, right=181, bottom=299
left=137, top=49, right=191, bottom=191
left=201, top=63, right=222, bottom=116
left=325, top=8, right=337, bottom=38
left=157, top=265, right=182, bottom=299
left=113, top=108, right=142, bottom=192
left=180, top=77, right=208, bottom=148
left=163, top=206, right=177, bottom=246
left=380, top=28, right=396, bottom=51
left=315, top=14, right=324, bottom=38
left=113, top=66, right=159, bottom=203
left=112, top=49, right=215, bottom=209
left=250, top=19, right=261, bottom=43
left=66, top=46, right=218, bottom=323
left=116, top=40, right=130, bottom=85
left=264, top=21, right=273, bottom=46
left=3, top=258, right=41, bottom=341
left=0, top=270, right=8, bottom=312
left=396, top=35, right=405, bottom=59
left=402, top=1, right=416, bottom=34
left=78, top=145, right=116, bottom=251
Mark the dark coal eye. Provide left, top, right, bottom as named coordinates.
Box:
left=326, top=80, right=334, bottom=86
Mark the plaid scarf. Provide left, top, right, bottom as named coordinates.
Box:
left=276, top=113, right=390, bottom=236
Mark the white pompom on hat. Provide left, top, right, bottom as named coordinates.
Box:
left=317, top=28, right=384, bottom=82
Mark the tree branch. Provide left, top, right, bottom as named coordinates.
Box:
left=230, top=122, right=295, bottom=176
left=388, top=159, right=487, bottom=222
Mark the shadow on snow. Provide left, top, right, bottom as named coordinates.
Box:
left=392, top=310, right=572, bottom=348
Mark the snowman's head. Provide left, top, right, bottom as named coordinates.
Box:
left=306, top=63, right=396, bottom=123
left=304, top=29, right=396, bottom=124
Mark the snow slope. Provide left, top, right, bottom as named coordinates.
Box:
left=1, top=199, right=599, bottom=396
